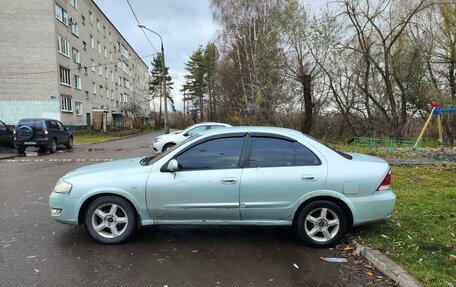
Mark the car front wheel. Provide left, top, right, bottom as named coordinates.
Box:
left=49, top=139, right=57, bottom=153
left=295, top=200, right=347, bottom=248
left=84, top=196, right=136, bottom=244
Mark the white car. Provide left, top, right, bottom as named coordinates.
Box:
left=152, top=122, right=231, bottom=153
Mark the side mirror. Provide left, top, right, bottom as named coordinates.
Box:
left=167, top=159, right=179, bottom=172
left=183, top=132, right=189, bottom=137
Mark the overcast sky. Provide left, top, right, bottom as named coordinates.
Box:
left=94, top=0, right=327, bottom=111
left=94, top=0, right=218, bottom=110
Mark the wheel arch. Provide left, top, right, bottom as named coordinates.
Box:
left=292, top=196, right=354, bottom=230
left=162, top=142, right=176, bottom=152
left=77, top=192, right=142, bottom=226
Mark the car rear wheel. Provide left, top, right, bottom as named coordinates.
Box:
left=162, top=143, right=175, bottom=152
left=49, top=139, right=57, bottom=153
left=16, top=146, right=25, bottom=154
left=84, top=196, right=136, bottom=244
left=295, top=200, right=347, bottom=248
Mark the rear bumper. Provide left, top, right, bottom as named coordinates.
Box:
left=350, top=190, right=396, bottom=226
left=15, top=139, right=50, bottom=148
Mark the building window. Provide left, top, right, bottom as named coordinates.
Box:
left=96, top=19, right=100, bottom=31
left=91, top=59, right=95, bottom=72
left=74, top=75, right=81, bottom=89
left=110, top=52, right=113, bottom=62
left=104, top=47, right=107, bottom=58
left=111, top=90, right=114, bottom=100
left=103, top=26, right=106, bottom=37
left=81, top=15, right=85, bottom=25
left=89, top=11, right=93, bottom=24
left=55, top=4, right=68, bottom=25
left=97, top=41, right=101, bottom=53
left=82, top=41, right=87, bottom=50
left=75, top=102, right=82, bottom=115
left=57, top=35, right=69, bottom=57
left=98, top=64, right=102, bottom=75
left=71, top=22, right=79, bottom=36
left=90, top=35, right=94, bottom=48
left=99, top=85, right=103, bottom=97
left=61, top=96, right=72, bottom=112
left=71, top=48, right=80, bottom=63
left=105, top=67, right=108, bottom=79
left=84, top=66, right=88, bottom=75
left=85, top=91, right=89, bottom=99
left=106, top=89, right=110, bottom=99
left=111, top=71, right=114, bottom=81
left=109, top=32, right=112, bottom=43
left=59, top=66, right=70, bottom=86
left=92, top=82, right=96, bottom=94
left=69, top=0, right=77, bottom=9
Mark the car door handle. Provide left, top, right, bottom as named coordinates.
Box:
left=221, top=177, right=238, bottom=184
left=302, top=175, right=318, bottom=181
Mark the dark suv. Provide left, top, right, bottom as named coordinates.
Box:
left=14, top=118, right=73, bottom=153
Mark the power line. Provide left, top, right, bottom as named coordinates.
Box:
left=0, top=53, right=156, bottom=77
left=126, top=0, right=159, bottom=54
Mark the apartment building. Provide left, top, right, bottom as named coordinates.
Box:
left=0, top=0, right=150, bottom=128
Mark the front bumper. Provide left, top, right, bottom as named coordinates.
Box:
left=350, top=190, right=396, bottom=226
left=49, top=192, right=80, bottom=225
left=152, top=142, right=162, bottom=153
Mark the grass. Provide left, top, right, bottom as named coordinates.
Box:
left=354, top=165, right=456, bottom=287
left=73, top=128, right=155, bottom=145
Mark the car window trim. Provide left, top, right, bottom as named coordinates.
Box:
left=245, top=134, right=322, bottom=168
left=160, top=132, right=248, bottom=172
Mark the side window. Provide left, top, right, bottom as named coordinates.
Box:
left=50, top=121, right=59, bottom=129
left=186, top=126, right=207, bottom=136
left=249, top=137, right=294, bottom=168
left=45, top=121, right=52, bottom=129
left=295, top=143, right=321, bottom=166
left=176, top=137, right=244, bottom=170
left=57, top=121, right=65, bottom=131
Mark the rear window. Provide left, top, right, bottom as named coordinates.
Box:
left=304, top=134, right=352, bottom=160
left=18, top=120, right=43, bottom=131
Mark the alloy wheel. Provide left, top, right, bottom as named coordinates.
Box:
left=304, top=207, right=340, bottom=242
left=91, top=203, right=129, bottom=239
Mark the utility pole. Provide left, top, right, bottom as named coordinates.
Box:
left=138, top=24, right=169, bottom=134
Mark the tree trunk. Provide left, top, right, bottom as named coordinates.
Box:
left=301, top=74, right=313, bottom=134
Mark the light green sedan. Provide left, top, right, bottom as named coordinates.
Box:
left=49, top=126, right=395, bottom=247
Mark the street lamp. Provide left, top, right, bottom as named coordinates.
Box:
left=138, top=24, right=169, bottom=134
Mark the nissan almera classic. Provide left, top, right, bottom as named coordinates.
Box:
left=49, top=126, right=395, bottom=247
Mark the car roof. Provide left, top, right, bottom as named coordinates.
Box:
left=198, top=126, right=305, bottom=139
left=18, top=118, right=59, bottom=122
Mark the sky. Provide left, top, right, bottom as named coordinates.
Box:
left=94, top=0, right=328, bottom=111
left=94, top=0, right=218, bottom=111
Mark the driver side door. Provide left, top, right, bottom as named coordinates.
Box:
left=146, top=134, right=246, bottom=222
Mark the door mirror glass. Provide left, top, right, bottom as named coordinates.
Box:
left=182, top=132, right=189, bottom=137
left=167, top=159, right=179, bottom=172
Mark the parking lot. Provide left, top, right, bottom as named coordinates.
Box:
left=0, top=132, right=394, bottom=286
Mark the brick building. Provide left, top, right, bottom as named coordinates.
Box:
left=0, top=0, right=151, bottom=128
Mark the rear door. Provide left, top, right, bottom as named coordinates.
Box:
left=239, top=134, right=327, bottom=221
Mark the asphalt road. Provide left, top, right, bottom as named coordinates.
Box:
left=0, top=131, right=394, bottom=287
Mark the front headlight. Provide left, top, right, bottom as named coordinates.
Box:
left=53, top=178, right=73, bottom=194
left=154, top=137, right=162, bottom=143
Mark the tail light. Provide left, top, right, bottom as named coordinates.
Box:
left=376, top=170, right=391, bottom=191
left=13, top=128, right=16, bottom=135
left=44, top=129, right=49, bottom=136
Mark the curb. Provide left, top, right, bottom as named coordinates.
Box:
left=352, top=240, right=425, bottom=287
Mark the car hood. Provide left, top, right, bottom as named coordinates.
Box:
left=63, top=157, right=143, bottom=179
left=347, top=152, right=386, bottom=163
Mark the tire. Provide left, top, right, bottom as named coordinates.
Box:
left=84, top=196, right=136, bottom=244
left=162, top=143, right=175, bottom=152
left=65, top=137, right=73, bottom=149
left=16, top=146, right=26, bottom=154
left=295, top=200, right=347, bottom=248
left=49, top=139, right=57, bottom=153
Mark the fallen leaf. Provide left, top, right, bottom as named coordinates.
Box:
left=343, top=246, right=354, bottom=251
left=380, top=234, right=389, bottom=239
left=366, top=271, right=373, bottom=276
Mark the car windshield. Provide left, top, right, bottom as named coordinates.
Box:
left=142, top=134, right=201, bottom=166
left=304, top=134, right=353, bottom=160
